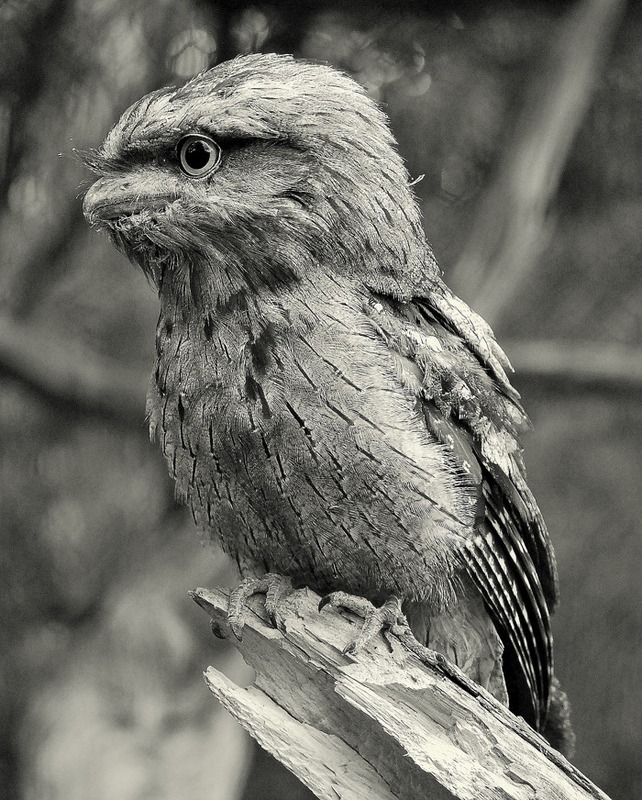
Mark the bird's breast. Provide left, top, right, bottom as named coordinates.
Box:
left=147, top=282, right=477, bottom=603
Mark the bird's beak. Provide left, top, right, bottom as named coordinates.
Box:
left=83, top=178, right=133, bottom=225
left=82, top=176, right=177, bottom=227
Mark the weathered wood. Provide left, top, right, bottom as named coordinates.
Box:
left=192, top=587, right=611, bottom=800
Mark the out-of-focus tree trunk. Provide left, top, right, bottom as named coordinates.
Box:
left=449, top=0, right=626, bottom=328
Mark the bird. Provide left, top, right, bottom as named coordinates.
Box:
left=83, top=52, right=573, bottom=754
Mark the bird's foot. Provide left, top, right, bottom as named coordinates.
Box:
left=318, top=592, right=407, bottom=654
left=318, top=591, right=480, bottom=695
left=227, top=573, right=293, bottom=640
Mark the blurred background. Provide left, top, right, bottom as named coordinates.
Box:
left=0, top=0, right=640, bottom=798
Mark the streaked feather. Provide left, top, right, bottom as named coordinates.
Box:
left=366, top=290, right=557, bottom=728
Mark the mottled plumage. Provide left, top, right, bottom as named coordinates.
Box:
left=83, top=53, right=571, bottom=750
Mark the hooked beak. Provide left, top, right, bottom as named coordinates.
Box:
left=82, top=176, right=178, bottom=227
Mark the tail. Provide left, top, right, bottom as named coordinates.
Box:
left=406, top=594, right=575, bottom=759
left=543, top=676, right=576, bottom=758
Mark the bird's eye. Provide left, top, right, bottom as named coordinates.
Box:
left=177, top=135, right=221, bottom=178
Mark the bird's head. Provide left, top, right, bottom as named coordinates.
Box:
left=83, top=53, right=433, bottom=310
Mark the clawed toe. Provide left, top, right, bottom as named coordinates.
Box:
left=228, top=573, right=293, bottom=640
left=318, top=591, right=377, bottom=619
left=319, top=591, right=407, bottom=654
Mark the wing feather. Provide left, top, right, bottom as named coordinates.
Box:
left=461, top=533, right=539, bottom=716
left=365, top=288, right=557, bottom=729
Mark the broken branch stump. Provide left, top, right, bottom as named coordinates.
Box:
left=192, top=587, right=610, bottom=800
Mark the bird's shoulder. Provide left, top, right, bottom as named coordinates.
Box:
left=362, top=283, right=556, bottom=586
left=362, top=281, right=558, bottom=728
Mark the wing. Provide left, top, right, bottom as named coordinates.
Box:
left=364, top=283, right=558, bottom=730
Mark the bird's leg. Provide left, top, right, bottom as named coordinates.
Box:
left=318, top=592, right=407, bottom=654
left=227, top=573, right=293, bottom=640
left=319, top=590, right=484, bottom=697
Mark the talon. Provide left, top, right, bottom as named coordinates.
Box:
left=319, top=591, right=377, bottom=619
left=229, top=620, right=245, bottom=642
left=227, top=573, right=293, bottom=638
left=319, top=591, right=406, bottom=654
left=265, top=576, right=293, bottom=629
left=343, top=640, right=359, bottom=656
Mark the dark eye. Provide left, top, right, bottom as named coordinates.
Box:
left=177, top=135, right=221, bottom=177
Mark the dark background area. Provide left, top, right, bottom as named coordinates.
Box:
left=0, top=1, right=640, bottom=798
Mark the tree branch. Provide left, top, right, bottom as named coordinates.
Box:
left=506, top=339, right=642, bottom=399
left=192, top=587, right=610, bottom=800
left=0, top=315, right=147, bottom=426
left=4, top=203, right=86, bottom=319
left=1, top=308, right=640, bottom=428
left=449, top=0, right=627, bottom=327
